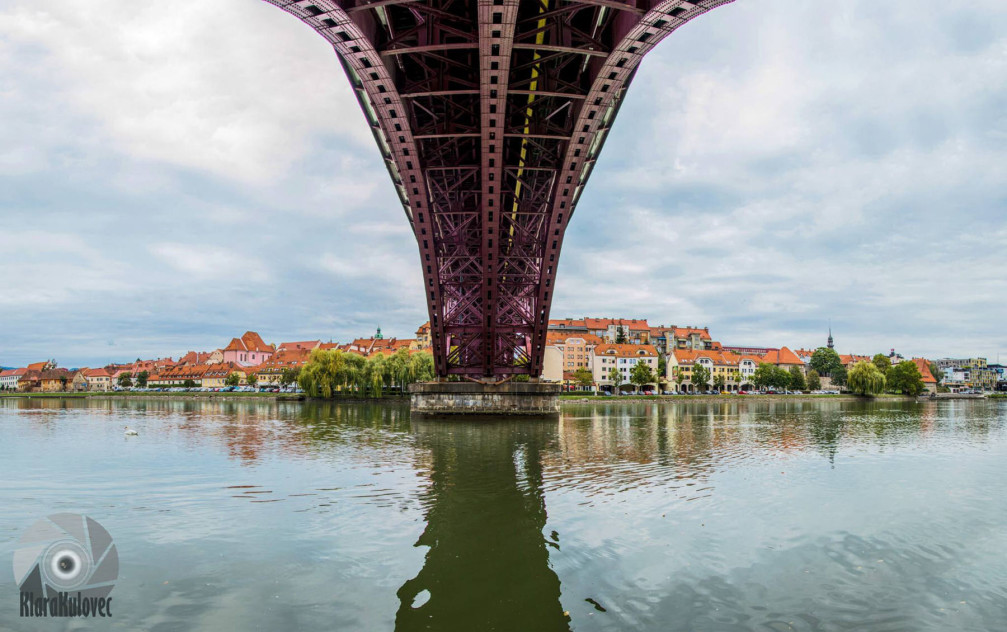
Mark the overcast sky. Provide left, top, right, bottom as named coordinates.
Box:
left=0, top=0, right=1004, bottom=368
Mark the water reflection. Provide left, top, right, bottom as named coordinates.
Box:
left=2, top=397, right=1007, bottom=631
left=397, top=418, right=568, bottom=632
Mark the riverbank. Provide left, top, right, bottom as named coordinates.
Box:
left=2, top=392, right=995, bottom=405
left=0, top=391, right=307, bottom=401
left=559, top=393, right=920, bottom=404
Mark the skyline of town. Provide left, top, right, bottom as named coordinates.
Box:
left=4, top=319, right=1000, bottom=395
left=2, top=319, right=1004, bottom=370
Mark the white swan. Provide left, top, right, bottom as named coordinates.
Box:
left=124, top=426, right=138, bottom=436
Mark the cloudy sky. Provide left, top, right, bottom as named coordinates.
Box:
left=0, top=0, right=1004, bottom=368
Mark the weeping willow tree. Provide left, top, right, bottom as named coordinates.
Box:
left=848, top=360, right=886, bottom=396
left=298, top=348, right=436, bottom=398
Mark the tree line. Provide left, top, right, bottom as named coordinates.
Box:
left=297, top=348, right=436, bottom=398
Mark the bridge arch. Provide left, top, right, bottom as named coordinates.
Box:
left=264, top=0, right=735, bottom=378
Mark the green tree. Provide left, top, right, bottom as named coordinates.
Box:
left=713, top=374, right=726, bottom=391
left=807, top=369, right=821, bottom=391
left=280, top=367, right=301, bottom=387
left=368, top=353, right=386, bottom=397
left=136, top=370, right=149, bottom=388
left=832, top=365, right=848, bottom=387
left=691, top=363, right=710, bottom=392
left=247, top=372, right=258, bottom=387
left=789, top=366, right=806, bottom=391
left=929, top=361, right=942, bottom=386
left=608, top=367, right=623, bottom=394
left=408, top=352, right=436, bottom=384
left=872, top=353, right=891, bottom=377
left=675, top=372, right=685, bottom=392
left=848, top=360, right=886, bottom=396
left=385, top=348, right=411, bottom=393
left=118, top=372, right=133, bottom=388
left=299, top=349, right=345, bottom=397
left=888, top=361, right=925, bottom=395
left=752, top=363, right=774, bottom=389
left=182, top=379, right=197, bottom=389
left=225, top=372, right=241, bottom=387
left=573, top=367, right=594, bottom=389
left=731, top=371, right=742, bottom=388
left=658, top=355, right=667, bottom=380
left=810, top=347, right=843, bottom=378
left=629, top=361, right=655, bottom=394
left=615, top=326, right=627, bottom=344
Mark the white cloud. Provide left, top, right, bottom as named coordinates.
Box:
left=0, top=0, right=372, bottom=183
left=151, top=243, right=270, bottom=282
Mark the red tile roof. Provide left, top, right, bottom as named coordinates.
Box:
left=225, top=331, right=274, bottom=353
left=594, top=344, right=658, bottom=357
left=202, top=362, right=245, bottom=378
left=584, top=318, right=651, bottom=331
left=762, top=347, right=805, bottom=366
left=548, top=318, right=587, bottom=328
left=178, top=351, right=215, bottom=365
left=650, top=326, right=713, bottom=340
left=277, top=341, right=320, bottom=352
left=912, top=358, right=937, bottom=384
left=671, top=349, right=759, bottom=366
left=839, top=354, right=872, bottom=366
left=242, top=331, right=272, bottom=352
left=254, top=349, right=312, bottom=373
left=348, top=337, right=414, bottom=354
left=546, top=332, right=604, bottom=346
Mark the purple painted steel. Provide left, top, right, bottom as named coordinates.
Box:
left=264, top=0, right=734, bottom=378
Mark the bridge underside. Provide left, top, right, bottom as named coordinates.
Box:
left=267, top=0, right=732, bottom=379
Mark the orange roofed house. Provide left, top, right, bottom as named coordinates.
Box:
left=548, top=318, right=652, bottom=344
left=253, top=349, right=313, bottom=386
left=650, top=326, right=716, bottom=354
left=912, top=358, right=939, bottom=394
left=591, top=344, right=659, bottom=393
left=668, top=349, right=762, bottom=393
left=347, top=329, right=418, bottom=355
left=415, top=323, right=432, bottom=350
left=542, top=332, right=604, bottom=384
left=223, top=331, right=275, bottom=367
left=0, top=368, right=27, bottom=391
left=83, top=368, right=113, bottom=392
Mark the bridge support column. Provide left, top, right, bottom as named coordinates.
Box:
left=410, top=382, right=560, bottom=416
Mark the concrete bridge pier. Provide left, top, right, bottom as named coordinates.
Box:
left=409, top=382, right=561, bottom=416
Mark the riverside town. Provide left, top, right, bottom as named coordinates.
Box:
left=2, top=322, right=1003, bottom=398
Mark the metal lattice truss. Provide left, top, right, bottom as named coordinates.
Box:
left=265, top=0, right=733, bottom=379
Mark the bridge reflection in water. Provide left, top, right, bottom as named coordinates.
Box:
left=397, top=418, right=569, bottom=632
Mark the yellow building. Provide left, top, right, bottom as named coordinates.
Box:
left=201, top=363, right=247, bottom=388
left=668, top=349, right=759, bottom=393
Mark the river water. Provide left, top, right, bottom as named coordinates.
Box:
left=1, top=397, right=1006, bottom=631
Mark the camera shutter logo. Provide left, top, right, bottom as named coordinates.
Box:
left=13, top=514, right=118, bottom=606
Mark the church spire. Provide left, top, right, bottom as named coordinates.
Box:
left=827, top=322, right=834, bottom=350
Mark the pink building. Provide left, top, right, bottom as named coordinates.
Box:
left=222, top=331, right=275, bottom=367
